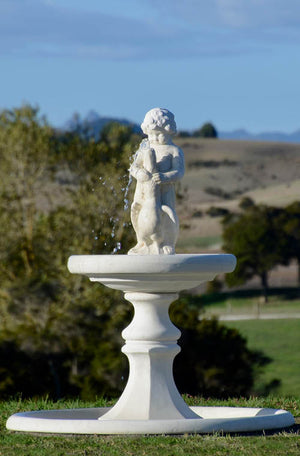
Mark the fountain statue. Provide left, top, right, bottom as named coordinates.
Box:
left=7, top=108, right=294, bottom=434
left=128, top=108, right=183, bottom=255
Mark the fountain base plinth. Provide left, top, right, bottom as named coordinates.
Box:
left=6, top=406, right=294, bottom=434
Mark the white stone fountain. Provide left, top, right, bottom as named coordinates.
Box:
left=7, top=108, right=294, bottom=434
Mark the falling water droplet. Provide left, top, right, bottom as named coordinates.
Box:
left=123, top=175, right=132, bottom=211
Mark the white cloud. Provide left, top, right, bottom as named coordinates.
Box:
left=1, top=0, right=300, bottom=60
left=149, top=0, right=300, bottom=27
left=0, top=0, right=216, bottom=59
left=0, top=0, right=162, bottom=58
left=215, top=0, right=300, bottom=28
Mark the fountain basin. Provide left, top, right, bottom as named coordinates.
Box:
left=6, top=406, right=294, bottom=434
left=67, top=253, right=237, bottom=292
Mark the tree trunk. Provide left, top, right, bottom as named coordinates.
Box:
left=261, top=271, right=269, bottom=303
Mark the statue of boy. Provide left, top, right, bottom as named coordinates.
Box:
left=128, top=108, right=184, bottom=255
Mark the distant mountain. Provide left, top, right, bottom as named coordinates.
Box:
left=219, top=128, right=300, bottom=143
left=64, top=110, right=141, bottom=139
left=63, top=111, right=300, bottom=143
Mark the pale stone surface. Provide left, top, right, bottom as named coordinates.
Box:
left=128, top=108, right=184, bottom=255
left=67, top=253, right=237, bottom=292
left=6, top=406, right=295, bottom=434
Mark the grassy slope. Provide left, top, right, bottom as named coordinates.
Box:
left=1, top=397, right=299, bottom=456
left=221, top=319, right=300, bottom=397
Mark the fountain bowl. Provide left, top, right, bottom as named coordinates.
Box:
left=67, top=253, right=237, bottom=292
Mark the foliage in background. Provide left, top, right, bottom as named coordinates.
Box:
left=193, top=122, right=218, bottom=138
left=279, top=201, right=300, bottom=285
left=0, top=105, right=273, bottom=400
left=177, top=121, right=218, bottom=138
left=0, top=106, right=137, bottom=399
left=222, top=204, right=297, bottom=301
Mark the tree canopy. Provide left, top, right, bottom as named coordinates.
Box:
left=279, top=201, right=300, bottom=285
left=193, top=122, right=218, bottom=138
left=222, top=204, right=293, bottom=300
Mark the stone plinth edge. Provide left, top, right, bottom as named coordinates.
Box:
left=6, top=406, right=294, bottom=435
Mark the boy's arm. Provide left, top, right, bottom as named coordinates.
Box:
left=153, top=148, right=185, bottom=184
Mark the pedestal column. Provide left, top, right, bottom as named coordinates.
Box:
left=100, top=292, right=199, bottom=420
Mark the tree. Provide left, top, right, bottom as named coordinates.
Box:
left=280, top=202, right=300, bottom=285
left=0, top=105, right=53, bottom=279
left=222, top=205, right=287, bottom=301
left=239, top=196, right=255, bottom=211
left=0, top=106, right=137, bottom=399
left=193, top=122, right=218, bottom=138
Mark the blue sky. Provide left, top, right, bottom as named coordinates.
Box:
left=1, top=0, right=300, bottom=132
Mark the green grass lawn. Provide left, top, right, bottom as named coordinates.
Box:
left=222, top=319, right=300, bottom=397
left=1, top=397, right=299, bottom=456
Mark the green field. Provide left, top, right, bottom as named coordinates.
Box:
left=222, top=319, right=300, bottom=397
left=1, top=397, right=299, bottom=455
